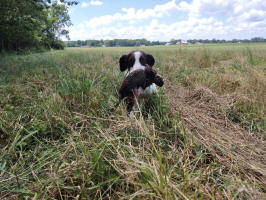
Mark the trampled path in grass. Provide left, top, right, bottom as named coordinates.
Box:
left=165, top=84, right=266, bottom=186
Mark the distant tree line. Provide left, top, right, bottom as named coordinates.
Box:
left=0, top=0, right=77, bottom=52
left=185, top=37, right=266, bottom=44
left=65, top=39, right=166, bottom=47
left=65, top=37, right=266, bottom=47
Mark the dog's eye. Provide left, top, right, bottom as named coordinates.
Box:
left=139, top=57, right=145, bottom=65
left=128, top=58, right=134, bottom=67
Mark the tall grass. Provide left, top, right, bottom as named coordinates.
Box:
left=0, top=43, right=265, bottom=199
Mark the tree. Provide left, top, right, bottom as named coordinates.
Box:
left=0, top=0, right=77, bottom=51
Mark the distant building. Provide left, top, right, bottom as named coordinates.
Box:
left=176, top=40, right=189, bottom=45
left=165, top=42, right=171, bottom=46
left=195, top=42, right=202, bottom=45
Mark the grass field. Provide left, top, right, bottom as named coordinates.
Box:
left=0, top=43, right=265, bottom=199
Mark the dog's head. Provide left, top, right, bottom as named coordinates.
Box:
left=119, top=51, right=155, bottom=73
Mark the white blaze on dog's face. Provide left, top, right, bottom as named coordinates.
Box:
left=129, top=51, right=144, bottom=73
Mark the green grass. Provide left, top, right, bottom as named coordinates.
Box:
left=0, top=43, right=265, bottom=199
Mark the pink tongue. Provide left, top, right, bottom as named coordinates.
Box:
left=133, top=88, right=142, bottom=97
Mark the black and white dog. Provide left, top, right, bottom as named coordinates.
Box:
left=119, top=51, right=163, bottom=116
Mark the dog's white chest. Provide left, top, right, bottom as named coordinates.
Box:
left=140, top=83, right=157, bottom=97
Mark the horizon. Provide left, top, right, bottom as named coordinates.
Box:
left=67, top=0, right=266, bottom=41
left=65, top=37, right=265, bottom=42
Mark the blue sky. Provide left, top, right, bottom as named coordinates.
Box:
left=66, top=0, right=266, bottom=41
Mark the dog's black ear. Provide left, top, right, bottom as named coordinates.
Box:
left=146, top=54, right=155, bottom=67
left=119, top=55, right=128, bottom=72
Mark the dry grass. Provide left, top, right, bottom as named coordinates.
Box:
left=0, top=43, right=265, bottom=199
left=167, top=85, right=265, bottom=184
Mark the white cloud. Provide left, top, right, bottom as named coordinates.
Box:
left=70, top=16, right=226, bottom=41
left=129, top=20, right=136, bottom=24
left=90, top=0, right=103, bottom=6
left=69, top=0, right=266, bottom=41
left=238, top=9, right=266, bottom=22
left=85, top=0, right=179, bottom=28
left=81, top=0, right=103, bottom=7
left=178, top=0, right=266, bottom=18
left=190, top=0, right=233, bottom=15
left=81, top=2, right=89, bottom=7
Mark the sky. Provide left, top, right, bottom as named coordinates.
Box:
left=66, top=0, right=266, bottom=41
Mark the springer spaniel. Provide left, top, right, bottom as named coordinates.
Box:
left=119, top=51, right=164, bottom=116
left=118, top=67, right=164, bottom=115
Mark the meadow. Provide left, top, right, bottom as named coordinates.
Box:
left=0, top=43, right=265, bottom=199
